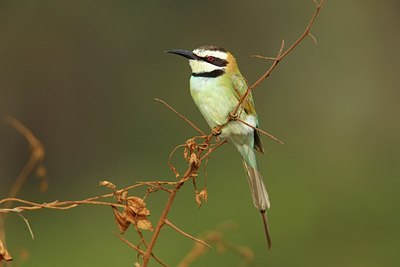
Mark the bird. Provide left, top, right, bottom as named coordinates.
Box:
left=166, top=45, right=272, bottom=249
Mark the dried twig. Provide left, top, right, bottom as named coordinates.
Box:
left=17, top=214, right=34, bottom=240
left=231, top=0, right=325, bottom=117
left=155, top=98, right=205, bottom=136
left=115, top=232, right=146, bottom=255
left=114, top=233, right=168, bottom=267
left=165, top=219, right=212, bottom=249
left=142, top=149, right=205, bottom=265
left=235, top=117, right=284, bottom=145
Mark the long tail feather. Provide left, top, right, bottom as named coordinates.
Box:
left=239, top=145, right=272, bottom=249
left=242, top=158, right=270, bottom=210
left=261, top=210, right=272, bottom=249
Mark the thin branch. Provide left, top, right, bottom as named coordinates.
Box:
left=168, top=143, right=186, bottom=178
left=231, top=40, right=285, bottom=117
left=155, top=98, right=205, bottom=136
left=164, top=219, right=212, bottom=249
left=0, top=199, right=124, bottom=214
left=136, top=181, right=172, bottom=193
left=0, top=181, right=152, bottom=215
left=200, top=140, right=227, bottom=161
left=307, top=32, right=318, bottom=45
left=114, top=233, right=146, bottom=255
left=235, top=117, right=284, bottom=145
left=115, top=232, right=169, bottom=267
left=231, top=0, right=325, bottom=117
left=251, top=55, right=278, bottom=61
left=18, top=213, right=34, bottom=240
left=279, top=0, right=324, bottom=59
left=142, top=151, right=203, bottom=266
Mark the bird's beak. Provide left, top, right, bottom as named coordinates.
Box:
left=165, top=49, right=198, bottom=60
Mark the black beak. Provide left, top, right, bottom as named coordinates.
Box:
left=165, top=49, right=198, bottom=60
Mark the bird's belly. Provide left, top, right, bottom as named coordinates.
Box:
left=190, top=80, right=255, bottom=144
left=191, top=84, right=235, bottom=129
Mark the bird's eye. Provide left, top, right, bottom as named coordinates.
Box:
left=206, top=56, right=215, bottom=62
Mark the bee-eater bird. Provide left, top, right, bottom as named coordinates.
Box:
left=166, top=45, right=272, bottom=249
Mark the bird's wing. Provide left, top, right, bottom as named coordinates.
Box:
left=231, top=74, right=265, bottom=154
left=231, top=74, right=256, bottom=115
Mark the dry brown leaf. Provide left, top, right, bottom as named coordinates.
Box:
left=169, top=165, right=180, bottom=178
left=189, top=153, right=199, bottom=166
left=111, top=194, right=153, bottom=233
left=125, top=212, right=153, bottom=231
left=126, top=197, right=150, bottom=216
left=183, top=146, right=189, bottom=160
left=195, top=188, right=208, bottom=208
left=0, top=239, right=12, bottom=262
left=136, top=218, right=153, bottom=231
left=112, top=206, right=130, bottom=234
left=125, top=197, right=153, bottom=231
left=186, top=138, right=196, bottom=151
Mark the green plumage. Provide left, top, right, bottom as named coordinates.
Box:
left=167, top=46, right=272, bottom=248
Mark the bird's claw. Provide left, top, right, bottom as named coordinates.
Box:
left=212, top=127, right=221, bottom=136
left=229, top=112, right=238, bottom=121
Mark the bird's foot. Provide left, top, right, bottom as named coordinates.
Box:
left=228, top=112, right=238, bottom=121
left=212, top=127, right=221, bottom=136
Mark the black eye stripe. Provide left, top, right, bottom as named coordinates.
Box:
left=200, top=56, right=228, bottom=67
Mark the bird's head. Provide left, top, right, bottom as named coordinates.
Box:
left=166, top=45, right=239, bottom=77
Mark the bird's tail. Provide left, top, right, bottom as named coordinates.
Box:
left=240, top=146, right=270, bottom=211
left=238, top=145, right=272, bottom=249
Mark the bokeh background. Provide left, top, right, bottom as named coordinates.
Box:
left=1, top=0, right=399, bottom=266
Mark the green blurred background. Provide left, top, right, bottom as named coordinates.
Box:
left=1, top=0, right=399, bottom=266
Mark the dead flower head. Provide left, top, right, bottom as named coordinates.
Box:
left=112, top=196, right=153, bottom=233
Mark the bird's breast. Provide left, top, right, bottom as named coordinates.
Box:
left=190, top=76, right=236, bottom=129
left=189, top=76, right=256, bottom=144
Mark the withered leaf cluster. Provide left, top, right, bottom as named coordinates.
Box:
left=112, top=197, right=153, bottom=233
left=183, top=138, right=198, bottom=166
left=100, top=181, right=153, bottom=233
